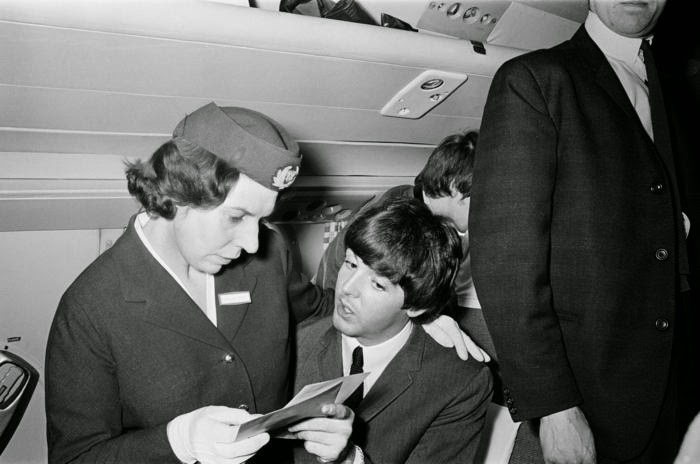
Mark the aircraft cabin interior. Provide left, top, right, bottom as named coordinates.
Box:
left=1, top=1, right=698, bottom=463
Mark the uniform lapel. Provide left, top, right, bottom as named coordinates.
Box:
left=215, top=260, right=258, bottom=344
left=356, top=325, right=423, bottom=422
left=573, top=27, right=642, bottom=126
left=117, top=218, right=232, bottom=351
left=575, top=28, right=671, bottom=166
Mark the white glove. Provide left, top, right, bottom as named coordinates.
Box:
left=422, top=314, right=491, bottom=362
left=167, top=406, right=270, bottom=464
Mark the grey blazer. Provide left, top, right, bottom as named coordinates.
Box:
left=294, top=317, right=492, bottom=464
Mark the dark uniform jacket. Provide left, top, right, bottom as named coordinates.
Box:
left=46, top=215, right=333, bottom=463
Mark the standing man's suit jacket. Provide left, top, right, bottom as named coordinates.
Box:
left=470, top=26, right=698, bottom=461
left=294, top=317, right=492, bottom=464
left=46, top=215, right=333, bottom=463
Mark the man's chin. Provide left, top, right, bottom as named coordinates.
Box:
left=332, top=312, right=356, bottom=337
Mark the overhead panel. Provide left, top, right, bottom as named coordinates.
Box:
left=0, top=0, right=525, bottom=230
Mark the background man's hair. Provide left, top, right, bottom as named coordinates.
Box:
left=415, top=131, right=478, bottom=199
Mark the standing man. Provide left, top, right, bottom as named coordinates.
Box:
left=470, top=1, right=698, bottom=463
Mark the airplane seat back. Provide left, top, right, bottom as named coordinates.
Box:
left=0, top=350, right=39, bottom=456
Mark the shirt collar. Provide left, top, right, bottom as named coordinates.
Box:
left=341, top=321, right=413, bottom=373
left=585, top=10, right=648, bottom=65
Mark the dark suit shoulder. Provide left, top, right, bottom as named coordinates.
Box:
left=61, top=233, right=130, bottom=310
left=419, top=332, right=493, bottom=395
left=496, top=41, right=579, bottom=84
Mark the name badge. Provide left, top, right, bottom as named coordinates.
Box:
left=218, top=291, right=251, bottom=306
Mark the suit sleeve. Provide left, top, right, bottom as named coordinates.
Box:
left=314, top=222, right=349, bottom=290
left=403, top=366, right=492, bottom=464
left=469, top=58, right=582, bottom=421
left=315, top=189, right=394, bottom=290
left=265, top=224, right=335, bottom=324
left=46, top=294, right=177, bottom=464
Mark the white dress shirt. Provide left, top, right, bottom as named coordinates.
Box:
left=340, top=321, right=413, bottom=397
left=585, top=11, right=653, bottom=139
left=455, top=231, right=480, bottom=308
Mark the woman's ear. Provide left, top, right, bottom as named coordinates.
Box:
left=406, top=308, right=427, bottom=318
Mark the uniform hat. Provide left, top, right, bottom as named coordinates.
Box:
left=173, top=102, right=301, bottom=190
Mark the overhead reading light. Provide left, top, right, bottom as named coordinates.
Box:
left=380, top=70, right=468, bottom=120
left=420, top=78, right=444, bottom=90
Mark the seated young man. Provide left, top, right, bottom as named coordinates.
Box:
left=294, top=198, right=493, bottom=464
left=315, top=131, right=495, bottom=361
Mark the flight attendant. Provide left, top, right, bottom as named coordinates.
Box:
left=45, top=103, right=354, bottom=464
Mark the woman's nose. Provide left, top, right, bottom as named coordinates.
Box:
left=237, top=219, right=260, bottom=254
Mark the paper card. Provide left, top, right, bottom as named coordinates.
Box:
left=286, top=372, right=367, bottom=407
left=218, top=291, right=251, bottom=306
left=235, top=372, right=368, bottom=441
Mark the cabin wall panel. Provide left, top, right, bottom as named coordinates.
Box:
left=0, top=128, right=166, bottom=159
left=0, top=229, right=100, bottom=464
left=1, top=22, right=491, bottom=120
left=0, top=2, right=520, bottom=76
left=1, top=152, right=134, bottom=179
left=0, top=196, right=139, bottom=232
left=0, top=85, right=479, bottom=144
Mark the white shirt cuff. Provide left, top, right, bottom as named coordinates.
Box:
left=351, top=445, right=365, bottom=464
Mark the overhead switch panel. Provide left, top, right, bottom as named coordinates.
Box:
left=380, top=70, right=468, bottom=120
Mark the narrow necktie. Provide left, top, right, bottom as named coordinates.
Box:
left=640, top=40, right=653, bottom=86
left=345, top=346, right=364, bottom=410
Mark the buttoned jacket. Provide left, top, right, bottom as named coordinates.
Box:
left=46, top=215, right=333, bottom=463
left=470, top=26, right=697, bottom=460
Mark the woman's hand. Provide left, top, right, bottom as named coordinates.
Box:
left=168, top=405, right=270, bottom=464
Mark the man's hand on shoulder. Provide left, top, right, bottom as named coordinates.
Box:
left=540, top=406, right=596, bottom=464
left=421, top=314, right=491, bottom=362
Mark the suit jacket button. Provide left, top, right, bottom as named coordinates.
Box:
left=223, top=354, right=234, bottom=363
left=650, top=183, right=664, bottom=193
left=655, top=248, right=668, bottom=261
left=238, top=404, right=250, bottom=411
left=655, top=318, right=669, bottom=331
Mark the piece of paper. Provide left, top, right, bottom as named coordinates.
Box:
left=235, top=372, right=368, bottom=441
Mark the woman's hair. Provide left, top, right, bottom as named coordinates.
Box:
left=344, top=197, right=462, bottom=323
left=414, top=131, right=478, bottom=199
left=125, top=138, right=240, bottom=219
